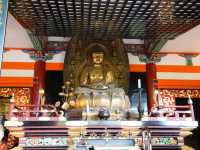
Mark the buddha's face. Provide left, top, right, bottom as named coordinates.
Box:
left=92, top=52, right=104, bottom=64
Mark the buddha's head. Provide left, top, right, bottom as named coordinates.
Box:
left=92, top=52, right=104, bottom=64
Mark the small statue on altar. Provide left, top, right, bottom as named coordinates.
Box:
left=55, top=101, right=65, bottom=116
left=80, top=51, right=115, bottom=89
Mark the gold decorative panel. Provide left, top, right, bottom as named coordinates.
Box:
left=0, top=88, right=31, bottom=106
left=159, top=89, right=200, bottom=106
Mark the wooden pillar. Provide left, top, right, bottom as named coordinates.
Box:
left=32, top=59, right=46, bottom=105
left=146, top=62, right=157, bottom=112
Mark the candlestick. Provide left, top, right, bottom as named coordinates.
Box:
left=86, top=99, right=90, bottom=119
left=138, top=79, right=141, bottom=89
left=0, top=125, right=4, bottom=141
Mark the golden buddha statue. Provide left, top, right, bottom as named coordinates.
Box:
left=75, top=51, right=131, bottom=111
left=63, top=40, right=130, bottom=119
left=80, top=51, right=115, bottom=89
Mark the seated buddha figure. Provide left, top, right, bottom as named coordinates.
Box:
left=75, top=50, right=130, bottom=113
left=79, top=51, right=115, bottom=89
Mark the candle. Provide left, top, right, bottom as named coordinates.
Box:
left=0, top=125, right=4, bottom=140
left=86, top=100, right=90, bottom=116
left=138, top=79, right=141, bottom=88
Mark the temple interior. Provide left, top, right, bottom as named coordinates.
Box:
left=0, top=0, right=200, bottom=150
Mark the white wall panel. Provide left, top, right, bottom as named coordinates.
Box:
left=4, top=13, right=34, bottom=48
left=157, top=72, right=200, bottom=80
left=157, top=54, right=186, bottom=65
left=192, top=55, right=200, bottom=66
left=128, top=53, right=145, bottom=65
left=3, top=50, right=34, bottom=62
left=46, top=51, right=66, bottom=63
left=123, top=39, right=144, bottom=44
left=161, top=24, right=200, bottom=53
left=1, top=69, right=34, bottom=77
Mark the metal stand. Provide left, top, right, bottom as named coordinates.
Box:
left=142, top=128, right=152, bottom=150
left=137, top=88, right=144, bottom=120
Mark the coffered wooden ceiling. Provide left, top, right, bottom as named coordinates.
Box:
left=9, top=0, right=200, bottom=41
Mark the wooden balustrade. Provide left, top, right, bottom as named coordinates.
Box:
left=149, top=104, right=195, bottom=121
left=8, top=104, right=64, bottom=121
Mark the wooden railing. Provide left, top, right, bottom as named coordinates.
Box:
left=8, top=102, right=65, bottom=121
left=149, top=103, right=195, bottom=121
left=7, top=95, right=195, bottom=122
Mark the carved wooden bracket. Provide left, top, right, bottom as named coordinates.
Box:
left=138, top=53, right=167, bottom=63
left=22, top=50, right=62, bottom=61
left=179, top=54, right=199, bottom=66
